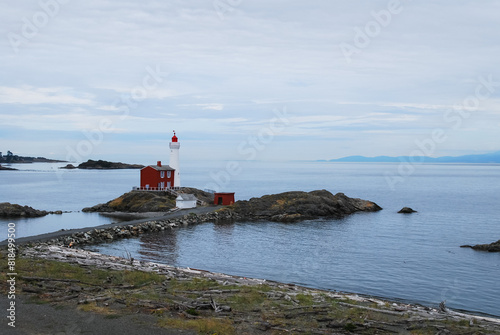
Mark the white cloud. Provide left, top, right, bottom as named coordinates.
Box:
left=96, top=105, right=120, bottom=111
left=0, top=112, right=126, bottom=132
left=0, top=86, right=94, bottom=105
left=179, top=103, right=225, bottom=111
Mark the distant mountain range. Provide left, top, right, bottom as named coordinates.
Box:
left=322, top=151, right=500, bottom=163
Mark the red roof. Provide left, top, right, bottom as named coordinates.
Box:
left=172, top=130, right=178, bottom=142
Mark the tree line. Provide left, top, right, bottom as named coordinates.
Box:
left=0, top=151, right=49, bottom=163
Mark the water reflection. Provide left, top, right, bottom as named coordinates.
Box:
left=213, top=221, right=235, bottom=246
left=137, top=230, right=179, bottom=265
left=0, top=212, right=116, bottom=240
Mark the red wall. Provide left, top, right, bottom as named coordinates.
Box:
left=140, top=166, right=175, bottom=189
left=214, top=192, right=235, bottom=206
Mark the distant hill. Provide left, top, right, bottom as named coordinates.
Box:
left=0, top=150, right=65, bottom=163
left=325, top=151, right=500, bottom=163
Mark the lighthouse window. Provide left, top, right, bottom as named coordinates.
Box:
left=160, top=171, right=165, bottom=178
left=167, top=171, right=171, bottom=178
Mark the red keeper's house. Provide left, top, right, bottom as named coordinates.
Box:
left=214, top=192, right=235, bottom=206
left=140, top=161, right=175, bottom=190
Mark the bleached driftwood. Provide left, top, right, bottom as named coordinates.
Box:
left=21, top=245, right=500, bottom=326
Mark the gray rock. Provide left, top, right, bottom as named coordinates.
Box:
left=461, top=239, right=500, bottom=252
left=398, top=207, right=417, bottom=214
left=223, top=190, right=382, bottom=222
left=59, top=164, right=77, bottom=169
left=0, top=202, right=48, bottom=217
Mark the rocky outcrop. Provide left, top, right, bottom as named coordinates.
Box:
left=82, top=189, right=381, bottom=223
left=461, top=240, right=500, bottom=252
left=0, top=202, right=48, bottom=217
left=398, top=207, right=417, bottom=214
left=82, top=191, right=177, bottom=213
left=83, top=189, right=215, bottom=213
left=61, top=159, right=144, bottom=170
left=0, top=164, right=17, bottom=170
left=221, top=190, right=382, bottom=222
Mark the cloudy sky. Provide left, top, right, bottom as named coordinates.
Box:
left=1, top=0, right=500, bottom=163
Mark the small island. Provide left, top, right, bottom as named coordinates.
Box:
left=0, top=202, right=50, bottom=217
left=398, top=207, right=417, bottom=214
left=221, top=189, right=382, bottom=222
left=83, top=189, right=382, bottom=222
left=61, top=159, right=144, bottom=170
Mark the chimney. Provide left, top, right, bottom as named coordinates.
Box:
left=157, top=161, right=161, bottom=167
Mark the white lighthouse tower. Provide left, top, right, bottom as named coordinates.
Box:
left=169, top=130, right=181, bottom=188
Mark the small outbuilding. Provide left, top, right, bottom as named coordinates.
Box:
left=214, top=192, right=235, bottom=206
left=176, top=194, right=198, bottom=209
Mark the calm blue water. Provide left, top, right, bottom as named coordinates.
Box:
left=1, top=161, right=499, bottom=316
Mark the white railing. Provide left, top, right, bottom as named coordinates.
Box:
left=132, top=186, right=181, bottom=193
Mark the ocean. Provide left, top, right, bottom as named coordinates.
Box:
left=1, top=161, right=499, bottom=316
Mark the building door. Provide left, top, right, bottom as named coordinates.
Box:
left=217, top=197, right=223, bottom=205
left=167, top=181, right=171, bottom=188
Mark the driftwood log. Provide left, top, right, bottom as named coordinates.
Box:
left=20, top=245, right=500, bottom=328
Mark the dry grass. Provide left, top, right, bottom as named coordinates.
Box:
left=271, top=199, right=287, bottom=209
left=170, top=277, right=223, bottom=291
left=78, top=303, right=117, bottom=316
left=0, top=255, right=163, bottom=287
left=108, top=197, right=124, bottom=208
left=158, top=317, right=235, bottom=335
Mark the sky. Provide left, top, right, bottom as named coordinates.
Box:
left=1, top=0, right=500, bottom=164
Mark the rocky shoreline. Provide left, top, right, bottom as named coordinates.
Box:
left=5, top=244, right=499, bottom=334
left=36, top=209, right=237, bottom=247
left=461, top=239, right=500, bottom=252
left=0, top=164, right=17, bottom=171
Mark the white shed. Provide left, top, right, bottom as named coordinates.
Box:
left=175, top=194, right=197, bottom=209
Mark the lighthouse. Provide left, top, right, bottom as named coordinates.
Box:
left=169, top=130, right=181, bottom=188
